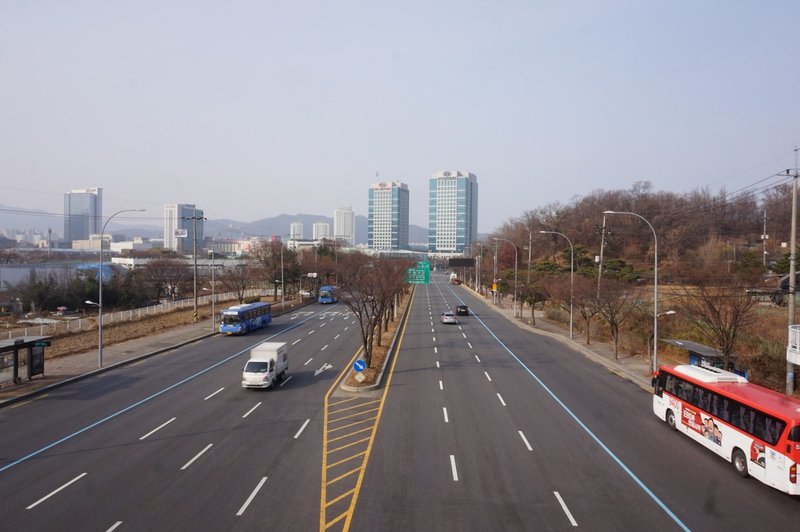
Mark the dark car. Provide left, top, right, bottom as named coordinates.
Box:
left=455, top=305, right=469, bottom=316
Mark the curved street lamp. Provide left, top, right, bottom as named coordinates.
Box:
left=604, top=210, right=658, bottom=374
left=539, top=230, right=574, bottom=339
left=93, top=208, right=145, bottom=367
left=493, top=237, right=519, bottom=317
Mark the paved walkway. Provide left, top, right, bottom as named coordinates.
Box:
left=0, top=292, right=656, bottom=407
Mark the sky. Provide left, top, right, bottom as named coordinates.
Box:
left=2, top=1, right=800, bottom=234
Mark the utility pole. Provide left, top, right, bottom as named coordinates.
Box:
left=762, top=209, right=768, bottom=267
left=784, top=149, right=799, bottom=395
left=182, top=210, right=207, bottom=322
left=597, top=214, right=607, bottom=298
left=527, top=226, right=532, bottom=284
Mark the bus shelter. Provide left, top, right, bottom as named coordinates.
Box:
left=661, top=338, right=746, bottom=378
left=0, top=336, right=51, bottom=387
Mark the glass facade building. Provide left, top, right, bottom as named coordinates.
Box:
left=63, top=187, right=102, bottom=245
left=368, top=181, right=409, bottom=251
left=428, top=171, right=478, bottom=255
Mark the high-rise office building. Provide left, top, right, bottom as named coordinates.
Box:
left=290, top=222, right=304, bottom=240
left=164, top=204, right=204, bottom=254
left=312, top=222, right=330, bottom=240
left=428, top=171, right=478, bottom=256
left=334, top=207, right=355, bottom=246
left=64, top=187, right=102, bottom=244
left=368, top=181, right=409, bottom=251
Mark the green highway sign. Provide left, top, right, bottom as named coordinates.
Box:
left=405, top=264, right=430, bottom=284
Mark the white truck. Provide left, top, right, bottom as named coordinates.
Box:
left=241, top=342, right=289, bottom=389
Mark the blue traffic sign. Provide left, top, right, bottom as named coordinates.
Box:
left=353, top=359, right=366, bottom=372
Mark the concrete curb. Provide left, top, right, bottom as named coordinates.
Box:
left=340, top=286, right=416, bottom=393
left=0, top=331, right=217, bottom=409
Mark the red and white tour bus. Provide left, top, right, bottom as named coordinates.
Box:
left=653, top=364, right=800, bottom=495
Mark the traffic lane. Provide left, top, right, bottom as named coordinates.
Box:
left=0, top=314, right=358, bottom=504
left=355, top=292, right=678, bottom=531
left=1, top=331, right=362, bottom=531
left=433, top=328, right=678, bottom=530
left=0, top=308, right=356, bottom=470
left=478, top=318, right=799, bottom=530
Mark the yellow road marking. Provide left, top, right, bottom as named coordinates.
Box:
left=10, top=394, right=49, bottom=408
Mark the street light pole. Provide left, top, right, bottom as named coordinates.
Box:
left=210, top=226, right=239, bottom=333
left=94, top=208, right=145, bottom=367
left=604, top=210, right=658, bottom=374
left=493, top=237, right=519, bottom=317
left=540, top=230, right=574, bottom=339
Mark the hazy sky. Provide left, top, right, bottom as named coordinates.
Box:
left=2, top=1, right=799, bottom=233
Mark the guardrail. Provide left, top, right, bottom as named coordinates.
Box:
left=1, top=290, right=271, bottom=340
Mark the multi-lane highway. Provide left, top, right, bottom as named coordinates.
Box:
left=2, top=275, right=799, bottom=531
left=0, top=306, right=362, bottom=531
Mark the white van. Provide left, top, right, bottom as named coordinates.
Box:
left=242, top=342, right=289, bottom=389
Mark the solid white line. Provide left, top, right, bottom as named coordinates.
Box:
left=243, top=402, right=262, bottom=418
left=321, top=344, right=328, bottom=351
left=439, top=380, right=444, bottom=391
left=450, top=455, right=459, bottom=481
left=443, top=407, right=449, bottom=423
left=475, top=354, right=481, bottom=363
left=304, top=358, right=313, bottom=366
left=204, top=387, right=225, bottom=401
left=26, top=472, right=87, bottom=509
left=497, top=393, right=506, bottom=407
left=436, top=361, right=440, bottom=368
left=554, top=491, right=578, bottom=526
left=292, top=339, right=301, bottom=345
left=467, top=342, right=473, bottom=349
left=484, top=371, right=492, bottom=382
left=236, top=476, right=268, bottom=516
left=294, top=418, right=311, bottom=439
left=279, top=376, right=293, bottom=387
left=140, top=417, right=177, bottom=440
left=106, top=521, right=123, bottom=532
left=519, top=431, right=533, bottom=451
left=181, top=444, right=213, bottom=470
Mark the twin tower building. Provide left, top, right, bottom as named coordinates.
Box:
left=369, top=170, right=478, bottom=257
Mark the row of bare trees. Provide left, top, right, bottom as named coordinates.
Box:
left=480, top=181, right=784, bottom=381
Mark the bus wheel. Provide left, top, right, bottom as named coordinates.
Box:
left=732, top=449, right=749, bottom=478
left=665, top=409, right=677, bottom=430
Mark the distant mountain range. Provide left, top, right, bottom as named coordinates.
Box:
left=0, top=205, right=430, bottom=245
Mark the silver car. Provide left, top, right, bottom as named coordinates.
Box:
left=440, top=311, right=458, bottom=324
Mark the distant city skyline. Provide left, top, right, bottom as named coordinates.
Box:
left=3, top=3, right=798, bottom=235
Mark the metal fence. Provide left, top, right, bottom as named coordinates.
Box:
left=1, top=290, right=271, bottom=341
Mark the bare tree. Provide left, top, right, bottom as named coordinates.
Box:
left=550, top=275, right=600, bottom=344
left=673, top=270, right=763, bottom=371
left=597, top=279, right=634, bottom=357
left=217, top=260, right=257, bottom=304
left=142, top=257, right=191, bottom=301
left=336, top=252, right=381, bottom=367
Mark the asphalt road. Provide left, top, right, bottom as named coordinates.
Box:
left=0, top=304, right=362, bottom=532
left=349, top=276, right=800, bottom=531
left=2, top=277, right=800, bottom=531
